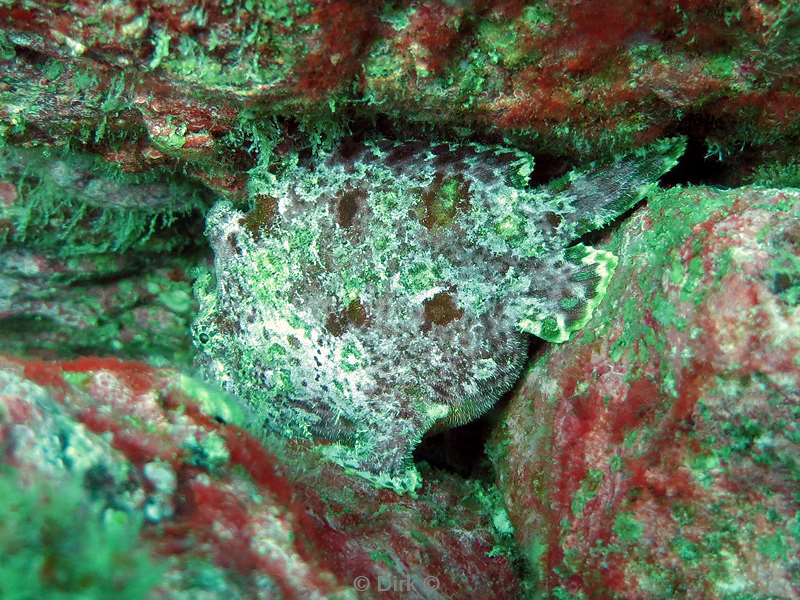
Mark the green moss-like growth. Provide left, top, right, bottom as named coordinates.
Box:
left=0, top=467, right=163, bottom=599
left=0, top=145, right=209, bottom=257
left=749, top=159, right=800, bottom=188
left=0, top=144, right=208, bottom=363
left=0, top=259, right=199, bottom=366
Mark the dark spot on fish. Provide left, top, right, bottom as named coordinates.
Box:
left=385, top=141, right=426, bottom=167
left=336, top=188, right=366, bottom=228
left=422, top=291, right=464, bottom=331
left=226, top=232, right=239, bottom=250
left=420, top=172, right=471, bottom=230
left=325, top=298, right=369, bottom=336
left=338, top=138, right=365, bottom=161
left=241, top=195, right=277, bottom=241
left=325, top=311, right=345, bottom=337
left=494, top=151, right=516, bottom=163
left=545, top=211, right=562, bottom=228
left=214, top=314, right=237, bottom=336
left=432, top=145, right=463, bottom=167
left=344, top=298, right=368, bottom=327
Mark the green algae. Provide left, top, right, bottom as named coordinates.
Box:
left=766, top=243, right=800, bottom=306
left=174, top=373, right=249, bottom=427
left=159, top=2, right=318, bottom=95
left=0, top=145, right=208, bottom=257
left=594, top=186, right=735, bottom=373
left=469, top=480, right=518, bottom=558
left=0, top=261, right=199, bottom=366
left=750, top=160, right=800, bottom=188
left=570, top=468, right=603, bottom=518
left=613, top=512, right=645, bottom=544
left=148, top=28, right=172, bottom=70
left=0, top=467, right=163, bottom=599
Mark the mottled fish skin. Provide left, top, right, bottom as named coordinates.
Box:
left=193, top=137, right=685, bottom=492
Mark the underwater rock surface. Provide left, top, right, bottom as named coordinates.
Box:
left=0, top=2, right=798, bottom=596
left=491, top=186, right=800, bottom=597
left=0, top=356, right=520, bottom=599
left=1, top=0, right=799, bottom=193
left=193, top=137, right=683, bottom=491
left=0, top=145, right=207, bottom=364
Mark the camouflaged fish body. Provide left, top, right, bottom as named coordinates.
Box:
left=193, top=137, right=685, bottom=492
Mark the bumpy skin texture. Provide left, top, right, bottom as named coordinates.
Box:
left=194, top=137, right=684, bottom=491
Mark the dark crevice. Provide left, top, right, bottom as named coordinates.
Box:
left=338, top=118, right=744, bottom=191
left=659, top=134, right=728, bottom=187
left=577, top=202, right=641, bottom=248
left=527, top=153, right=572, bottom=187
left=8, top=43, right=50, bottom=66
left=415, top=418, right=495, bottom=479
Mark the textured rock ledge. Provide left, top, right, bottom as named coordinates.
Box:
left=0, top=145, right=207, bottom=364
left=0, top=356, right=520, bottom=599
left=490, top=186, right=799, bottom=597
left=1, top=0, right=799, bottom=198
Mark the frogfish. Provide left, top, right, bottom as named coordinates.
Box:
left=193, top=137, right=685, bottom=492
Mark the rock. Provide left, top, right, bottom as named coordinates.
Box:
left=0, top=145, right=208, bottom=254
left=0, top=355, right=521, bottom=599
left=362, top=0, right=800, bottom=157
left=0, top=466, right=164, bottom=599
left=0, top=145, right=207, bottom=363
left=490, top=186, right=800, bottom=597
left=1, top=1, right=798, bottom=171
left=0, top=251, right=199, bottom=365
